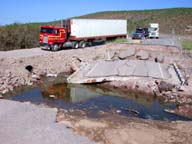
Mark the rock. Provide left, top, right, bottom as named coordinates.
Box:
left=75, top=119, right=107, bottom=129
left=177, top=86, right=186, bottom=91
left=60, top=121, right=74, bottom=129
left=7, top=85, right=14, bottom=91
left=72, top=56, right=82, bottom=62
left=136, top=50, right=149, bottom=60
left=11, top=77, right=19, bottom=85
left=0, top=94, right=3, bottom=99
left=126, top=109, right=139, bottom=115
left=116, top=110, right=121, bottom=113
left=46, top=73, right=57, bottom=77
left=157, top=81, right=175, bottom=93
left=2, top=89, right=9, bottom=94
left=70, top=62, right=79, bottom=73
left=49, top=95, right=56, bottom=99
left=19, top=78, right=26, bottom=85
left=0, top=78, right=4, bottom=85
left=31, top=74, right=41, bottom=80
left=118, top=48, right=136, bottom=59
left=155, top=55, right=164, bottom=63
left=38, top=70, right=47, bottom=76
left=105, top=50, right=116, bottom=60
left=162, top=91, right=177, bottom=101
left=164, top=105, right=192, bottom=118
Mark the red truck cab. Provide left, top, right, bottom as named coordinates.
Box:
left=39, top=26, right=66, bottom=51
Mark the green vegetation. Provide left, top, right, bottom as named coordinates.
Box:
left=0, top=23, right=40, bottom=51
left=79, top=8, right=192, bottom=35
left=0, top=8, right=191, bottom=51
left=0, top=21, right=61, bottom=51
left=182, top=40, right=192, bottom=50
left=108, top=38, right=128, bottom=43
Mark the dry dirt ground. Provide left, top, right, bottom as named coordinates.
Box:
left=55, top=109, right=192, bottom=144
left=1, top=43, right=192, bottom=144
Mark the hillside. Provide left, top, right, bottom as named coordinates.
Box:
left=0, top=8, right=191, bottom=51
left=78, top=8, right=192, bottom=35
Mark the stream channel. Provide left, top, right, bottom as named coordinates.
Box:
left=4, top=77, right=192, bottom=121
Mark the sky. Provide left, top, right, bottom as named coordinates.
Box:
left=0, top=0, right=192, bottom=25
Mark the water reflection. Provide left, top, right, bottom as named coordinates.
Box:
left=9, top=83, right=192, bottom=121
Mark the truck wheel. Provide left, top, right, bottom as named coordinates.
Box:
left=79, top=41, right=86, bottom=48
left=73, top=42, right=79, bottom=49
left=52, top=44, right=59, bottom=51
left=87, top=41, right=93, bottom=47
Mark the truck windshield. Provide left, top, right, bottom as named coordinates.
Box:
left=41, top=28, right=54, bottom=34
left=149, top=27, right=157, bottom=32
left=136, top=29, right=144, bottom=33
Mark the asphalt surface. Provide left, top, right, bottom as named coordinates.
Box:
left=0, top=99, right=95, bottom=144
left=128, top=34, right=182, bottom=48
left=0, top=48, right=53, bottom=59
left=142, top=34, right=181, bottom=47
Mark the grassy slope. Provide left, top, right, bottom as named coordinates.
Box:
left=0, top=8, right=191, bottom=51
left=182, top=40, right=192, bottom=50
left=78, top=8, right=192, bottom=35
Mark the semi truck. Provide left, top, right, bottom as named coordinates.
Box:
left=39, top=19, right=127, bottom=51
left=148, top=23, right=159, bottom=39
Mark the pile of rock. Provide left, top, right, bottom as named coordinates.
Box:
left=0, top=70, right=27, bottom=97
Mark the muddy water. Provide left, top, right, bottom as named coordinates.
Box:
left=5, top=80, right=192, bottom=121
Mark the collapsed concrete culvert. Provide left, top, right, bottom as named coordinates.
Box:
left=67, top=60, right=180, bottom=85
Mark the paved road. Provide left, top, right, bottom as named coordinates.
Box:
left=0, top=48, right=53, bottom=59
left=0, top=99, right=95, bottom=144
left=142, top=35, right=181, bottom=47
left=128, top=34, right=182, bottom=48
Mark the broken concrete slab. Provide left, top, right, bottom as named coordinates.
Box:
left=118, top=48, right=136, bottom=60
left=132, top=60, right=148, bottom=77
left=117, top=64, right=135, bottom=76
left=67, top=60, right=180, bottom=85
left=136, top=50, right=149, bottom=60
left=86, top=60, right=125, bottom=77
left=147, top=61, right=163, bottom=79
left=161, top=65, right=171, bottom=79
